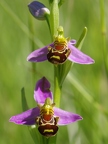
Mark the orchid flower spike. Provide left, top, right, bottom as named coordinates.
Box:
left=9, top=77, right=82, bottom=137
left=27, top=26, right=94, bottom=65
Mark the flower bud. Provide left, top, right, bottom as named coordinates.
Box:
left=28, top=1, right=50, bottom=20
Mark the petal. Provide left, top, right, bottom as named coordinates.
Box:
left=54, top=107, right=82, bottom=125
left=9, top=107, right=40, bottom=125
left=27, top=43, right=54, bottom=62
left=68, top=42, right=95, bottom=64
left=69, top=39, right=76, bottom=45
left=27, top=47, right=48, bottom=62
left=34, top=77, right=53, bottom=104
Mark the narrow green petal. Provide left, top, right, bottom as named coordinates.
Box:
left=75, top=27, right=87, bottom=50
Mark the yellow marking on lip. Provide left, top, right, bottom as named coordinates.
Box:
left=44, top=129, right=54, bottom=133
left=50, top=55, right=60, bottom=60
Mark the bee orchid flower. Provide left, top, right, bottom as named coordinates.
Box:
left=9, top=77, right=82, bottom=137
left=27, top=27, right=94, bottom=65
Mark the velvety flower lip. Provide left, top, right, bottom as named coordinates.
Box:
left=27, top=40, right=94, bottom=64
left=9, top=77, right=82, bottom=126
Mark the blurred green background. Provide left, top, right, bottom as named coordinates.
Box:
left=0, top=0, right=108, bottom=144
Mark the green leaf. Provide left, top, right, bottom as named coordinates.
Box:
left=59, top=61, right=72, bottom=86
left=21, top=87, right=29, bottom=111
left=28, top=125, right=42, bottom=144
left=47, top=135, right=57, bottom=144
left=58, top=0, right=66, bottom=7
left=75, top=27, right=87, bottom=50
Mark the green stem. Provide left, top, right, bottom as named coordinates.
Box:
left=54, top=65, right=62, bottom=107
left=100, top=0, right=108, bottom=78
left=49, top=0, right=61, bottom=107
left=50, top=0, right=59, bottom=38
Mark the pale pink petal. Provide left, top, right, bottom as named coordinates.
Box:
left=27, top=43, right=54, bottom=62
left=68, top=42, right=95, bottom=64
left=34, top=77, right=53, bottom=104
left=9, top=107, right=40, bottom=125
left=54, top=107, right=82, bottom=125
